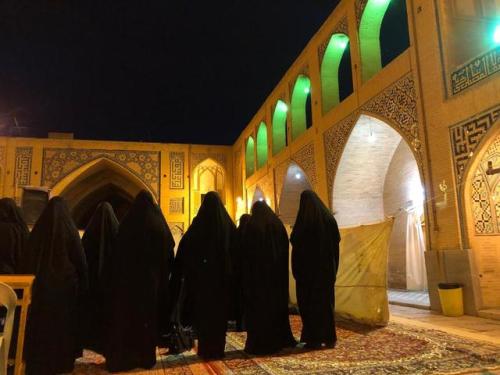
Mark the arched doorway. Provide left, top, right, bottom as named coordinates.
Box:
left=191, top=158, right=226, bottom=220
left=463, top=123, right=500, bottom=311
left=250, top=186, right=265, bottom=207
left=332, top=114, right=428, bottom=307
left=277, top=162, right=314, bottom=306
left=53, top=158, right=154, bottom=230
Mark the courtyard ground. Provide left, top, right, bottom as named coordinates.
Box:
left=73, top=305, right=500, bottom=374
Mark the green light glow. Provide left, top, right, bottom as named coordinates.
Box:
left=494, top=24, right=500, bottom=44
left=272, top=100, right=288, bottom=155
left=359, top=0, right=392, bottom=82
left=321, top=33, right=350, bottom=113
left=291, top=75, right=311, bottom=141
left=245, top=136, right=255, bottom=177
left=277, top=101, right=288, bottom=112
left=256, top=122, right=268, bottom=169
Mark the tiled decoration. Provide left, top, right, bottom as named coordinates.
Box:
left=449, top=104, right=500, bottom=183
left=451, top=46, right=500, bottom=95
left=41, top=148, right=161, bottom=199
left=169, top=152, right=184, bottom=189
left=15, top=147, right=33, bottom=187
left=470, top=134, right=500, bottom=235
left=169, top=197, right=184, bottom=214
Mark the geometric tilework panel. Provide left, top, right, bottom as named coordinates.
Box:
left=291, top=142, right=317, bottom=187
left=450, top=105, right=500, bottom=182
left=470, top=134, right=500, bottom=235
left=471, top=170, right=494, bottom=234
left=15, top=147, right=33, bottom=187
left=169, top=152, right=184, bottom=189
left=361, top=74, right=420, bottom=153
left=41, top=148, right=161, bottom=199
left=169, top=197, right=184, bottom=214
left=451, top=46, right=500, bottom=96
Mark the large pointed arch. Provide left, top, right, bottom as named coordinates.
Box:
left=51, top=157, right=154, bottom=228
left=331, top=114, right=427, bottom=295
left=321, top=33, right=353, bottom=113
left=462, top=120, right=500, bottom=309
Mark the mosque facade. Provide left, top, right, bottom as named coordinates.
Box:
left=1, top=0, right=499, bottom=316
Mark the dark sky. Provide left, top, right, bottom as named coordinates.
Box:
left=0, top=1, right=340, bottom=145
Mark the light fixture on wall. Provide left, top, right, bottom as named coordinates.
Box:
left=277, top=101, right=288, bottom=112
left=436, top=180, right=448, bottom=208
left=258, top=197, right=264, bottom=202
left=368, top=123, right=376, bottom=143
left=295, top=172, right=302, bottom=180
left=303, top=87, right=310, bottom=95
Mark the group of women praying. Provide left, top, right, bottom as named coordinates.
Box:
left=0, top=189, right=341, bottom=374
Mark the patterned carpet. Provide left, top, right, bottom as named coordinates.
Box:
left=73, top=315, right=500, bottom=374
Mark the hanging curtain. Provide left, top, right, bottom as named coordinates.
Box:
left=335, top=220, right=393, bottom=326
left=405, top=206, right=427, bottom=291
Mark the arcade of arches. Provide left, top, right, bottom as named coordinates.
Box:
left=1, top=0, right=499, bottom=321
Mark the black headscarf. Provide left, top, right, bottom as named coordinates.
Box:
left=104, top=190, right=175, bottom=372
left=0, top=198, right=29, bottom=274
left=21, top=196, right=88, bottom=375
left=291, top=190, right=340, bottom=283
left=171, top=191, right=236, bottom=359
left=81, top=202, right=119, bottom=352
left=240, top=201, right=296, bottom=354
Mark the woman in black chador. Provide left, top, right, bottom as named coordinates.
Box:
left=0, top=198, right=29, bottom=274
left=291, top=190, right=340, bottom=349
left=21, top=197, right=88, bottom=375
left=170, top=191, right=236, bottom=359
left=241, top=201, right=296, bottom=355
left=104, top=191, right=175, bottom=372
left=231, top=214, right=251, bottom=332
left=81, top=202, right=119, bottom=353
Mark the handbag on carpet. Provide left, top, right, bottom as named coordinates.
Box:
left=163, top=277, right=194, bottom=354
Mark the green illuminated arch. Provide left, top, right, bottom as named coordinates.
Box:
left=246, top=136, right=255, bottom=177
left=359, top=0, right=392, bottom=82
left=256, top=122, right=268, bottom=169
left=291, top=75, right=312, bottom=141
left=321, top=33, right=351, bottom=113
left=272, top=100, right=288, bottom=155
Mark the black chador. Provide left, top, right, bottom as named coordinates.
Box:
left=170, top=192, right=236, bottom=359
left=231, top=214, right=251, bottom=332
left=291, top=190, right=340, bottom=348
left=21, top=197, right=88, bottom=375
left=0, top=198, right=29, bottom=274
left=104, top=191, right=175, bottom=372
left=241, top=202, right=296, bottom=355
left=81, top=202, right=119, bottom=353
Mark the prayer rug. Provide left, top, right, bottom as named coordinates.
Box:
left=72, top=315, right=500, bottom=374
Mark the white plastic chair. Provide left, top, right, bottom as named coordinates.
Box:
left=0, top=282, right=17, bottom=375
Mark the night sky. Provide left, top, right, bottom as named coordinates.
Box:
left=0, top=1, right=341, bottom=145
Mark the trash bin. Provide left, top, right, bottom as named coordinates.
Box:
left=438, top=283, right=464, bottom=317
